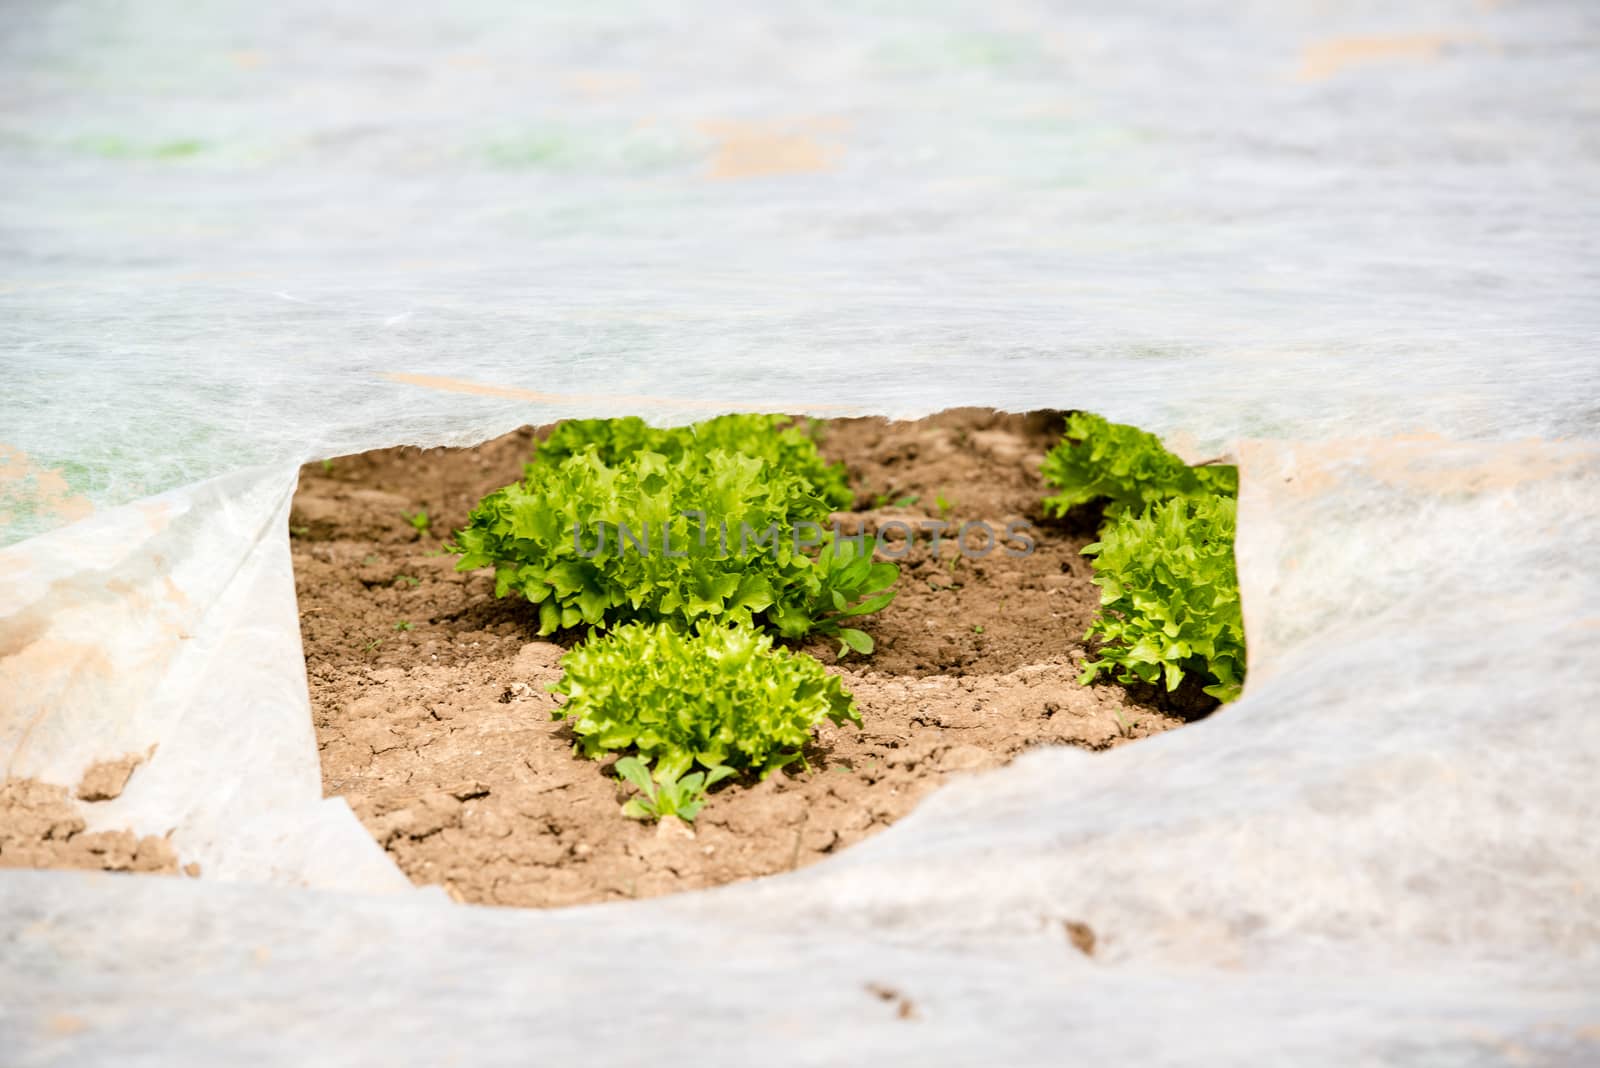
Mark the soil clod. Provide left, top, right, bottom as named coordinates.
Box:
left=1063, top=919, right=1098, bottom=957
left=75, top=752, right=145, bottom=802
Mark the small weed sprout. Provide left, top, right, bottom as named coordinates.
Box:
left=614, top=756, right=734, bottom=823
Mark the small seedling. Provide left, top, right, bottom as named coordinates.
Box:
left=972, top=624, right=984, bottom=634
left=361, top=553, right=379, bottom=565
left=363, top=638, right=383, bottom=652
left=892, top=494, right=920, bottom=508
left=935, top=493, right=954, bottom=516
left=614, top=756, right=734, bottom=823
left=392, top=574, right=420, bottom=588
left=836, top=626, right=874, bottom=659
left=404, top=509, right=430, bottom=534
left=320, top=459, right=334, bottom=475
left=289, top=525, right=309, bottom=538
left=393, top=620, right=414, bottom=632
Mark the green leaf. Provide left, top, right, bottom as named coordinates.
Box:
left=575, top=582, right=609, bottom=624
left=760, top=751, right=803, bottom=778
left=614, top=756, right=655, bottom=795
left=837, top=628, right=874, bottom=656
left=838, top=554, right=872, bottom=589
left=1162, top=660, right=1184, bottom=691
left=731, top=574, right=775, bottom=614
left=653, top=750, right=694, bottom=783
left=840, top=591, right=895, bottom=617
left=863, top=562, right=899, bottom=593
left=621, top=798, right=656, bottom=821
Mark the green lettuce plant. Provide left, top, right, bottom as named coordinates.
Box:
left=1042, top=412, right=1236, bottom=517
left=1079, top=493, right=1244, bottom=702
left=533, top=414, right=854, bottom=510
left=453, top=436, right=896, bottom=652
left=1043, top=412, right=1246, bottom=703
left=552, top=622, right=861, bottom=784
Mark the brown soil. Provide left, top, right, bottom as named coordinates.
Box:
left=294, top=410, right=1204, bottom=908
left=75, top=752, right=145, bottom=802
left=1, top=755, right=180, bottom=875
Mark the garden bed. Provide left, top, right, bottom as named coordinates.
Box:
left=292, top=410, right=1207, bottom=908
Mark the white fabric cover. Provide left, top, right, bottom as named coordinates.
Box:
left=2, top=1, right=1596, bottom=1063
